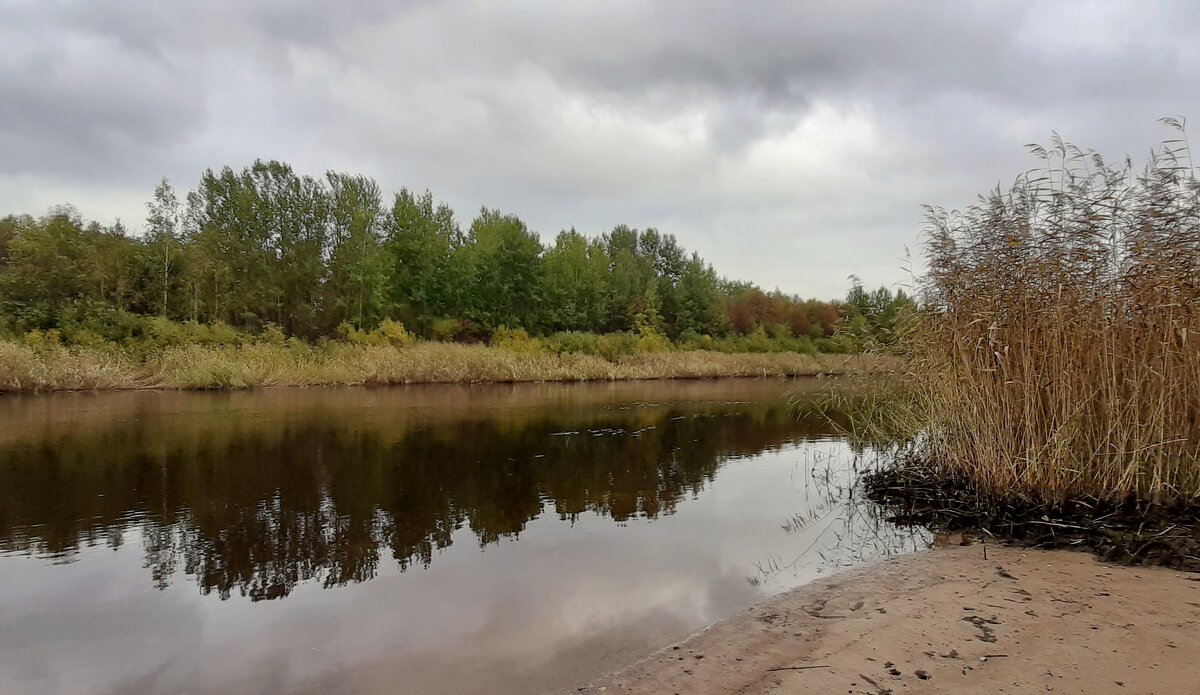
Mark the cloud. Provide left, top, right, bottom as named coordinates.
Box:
left=2, top=0, right=1199, bottom=297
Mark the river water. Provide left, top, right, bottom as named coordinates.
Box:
left=0, top=379, right=925, bottom=695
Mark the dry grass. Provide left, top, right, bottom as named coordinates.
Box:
left=909, top=126, right=1200, bottom=503
left=0, top=340, right=881, bottom=393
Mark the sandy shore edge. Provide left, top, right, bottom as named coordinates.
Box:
left=582, top=544, right=1200, bottom=695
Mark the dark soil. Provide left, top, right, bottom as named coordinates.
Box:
left=864, top=464, right=1200, bottom=572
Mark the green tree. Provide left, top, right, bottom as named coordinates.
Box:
left=84, top=220, right=141, bottom=311
left=842, top=278, right=914, bottom=348
left=250, top=161, right=329, bottom=336
left=185, top=167, right=273, bottom=327
left=326, top=172, right=390, bottom=330
left=672, top=254, right=726, bottom=337
left=541, top=229, right=611, bottom=332
left=0, top=214, right=27, bottom=271
left=603, top=225, right=655, bottom=331
left=383, top=189, right=462, bottom=331
left=460, top=208, right=544, bottom=330
left=144, top=179, right=184, bottom=317
left=0, top=208, right=92, bottom=329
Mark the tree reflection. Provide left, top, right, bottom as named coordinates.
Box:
left=0, top=391, right=839, bottom=601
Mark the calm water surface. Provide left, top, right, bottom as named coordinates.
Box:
left=0, top=379, right=925, bottom=695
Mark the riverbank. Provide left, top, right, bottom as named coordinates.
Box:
left=583, top=544, right=1200, bottom=695
left=0, top=340, right=885, bottom=393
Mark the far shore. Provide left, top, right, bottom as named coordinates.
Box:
left=583, top=544, right=1200, bottom=695
left=0, top=340, right=887, bottom=394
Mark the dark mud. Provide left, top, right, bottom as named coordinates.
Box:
left=864, top=464, right=1200, bottom=572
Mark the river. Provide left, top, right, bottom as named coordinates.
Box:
left=0, top=379, right=925, bottom=695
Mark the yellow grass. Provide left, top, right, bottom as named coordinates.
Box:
left=0, top=340, right=883, bottom=393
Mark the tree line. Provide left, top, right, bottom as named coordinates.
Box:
left=0, top=160, right=912, bottom=350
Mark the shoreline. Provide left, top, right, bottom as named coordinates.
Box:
left=0, top=341, right=885, bottom=394
left=582, top=544, right=1200, bottom=694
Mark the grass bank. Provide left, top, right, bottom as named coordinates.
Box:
left=0, top=340, right=884, bottom=393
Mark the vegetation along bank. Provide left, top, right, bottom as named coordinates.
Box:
left=859, top=125, right=1200, bottom=570
left=0, top=162, right=910, bottom=392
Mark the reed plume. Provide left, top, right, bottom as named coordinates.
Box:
left=911, top=121, right=1200, bottom=503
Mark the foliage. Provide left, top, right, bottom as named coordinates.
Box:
left=0, top=161, right=902, bottom=354
left=490, top=326, right=542, bottom=353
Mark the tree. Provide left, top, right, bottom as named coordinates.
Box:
left=460, top=208, right=543, bottom=330
left=250, top=161, right=329, bottom=336
left=185, top=167, right=270, bottom=327
left=84, top=219, right=140, bottom=310
left=0, top=208, right=92, bottom=328
left=383, top=189, right=462, bottom=330
left=326, top=172, right=389, bottom=330
left=603, top=225, right=656, bottom=331
left=144, top=179, right=183, bottom=317
left=842, top=278, right=915, bottom=348
left=672, top=254, right=726, bottom=337
left=541, top=229, right=610, bottom=332
left=0, top=214, right=27, bottom=270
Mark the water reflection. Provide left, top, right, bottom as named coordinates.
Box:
left=0, top=380, right=927, bottom=695
left=2, top=381, right=842, bottom=601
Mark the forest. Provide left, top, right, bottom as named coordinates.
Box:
left=0, top=160, right=910, bottom=355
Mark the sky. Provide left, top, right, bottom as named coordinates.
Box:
left=2, top=1, right=1199, bottom=299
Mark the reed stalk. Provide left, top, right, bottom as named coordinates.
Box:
left=909, top=123, right=1200, bottom=503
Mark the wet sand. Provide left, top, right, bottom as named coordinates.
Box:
left=583, top=544, right=1200, bottom=695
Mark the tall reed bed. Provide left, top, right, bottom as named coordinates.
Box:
left=911, top=124, right=1200, bottom=503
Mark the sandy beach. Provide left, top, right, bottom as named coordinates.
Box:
left=583, top=544, right=1200, bottom=695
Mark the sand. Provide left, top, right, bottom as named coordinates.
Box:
left=582, top=544, right=1200, bottom=695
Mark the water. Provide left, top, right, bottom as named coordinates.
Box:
left=0, top=379, right=926, bottom=695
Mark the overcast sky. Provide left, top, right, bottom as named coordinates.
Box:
left=2, top=1, right=1199, bottom=298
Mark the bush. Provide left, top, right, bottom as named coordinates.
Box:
left=490, top=326, right=542, bottom=353
left=376, top=319, right=415, bottom=347
left=543, top=331, right=602, bottom=356
left=594, top=332, right=637, bottom=360
left=259, top=323, right=288, bottom=345
left=21, top=328, right=62, bottom=351
left=336, top=319, right=416, bottom=347
left=430, top=318, right=460, bottom=342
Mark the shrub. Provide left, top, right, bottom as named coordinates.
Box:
left=376, top=319, right=415, bottom=347
left=596, top=332, right=640, bottom=360
left=490, top=326, right=541, bottom=353
left=430, top=318, right=460, bottom=342
left=543, top=331, right=601, bottom=356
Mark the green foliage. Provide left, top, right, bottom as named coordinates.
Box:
left=0, top=160, right=888, bottom=356
left=384, top=189, right=462, bottom=330
left=326, top=173, right=390, bottom=331
left=376, top=319, right=416, bottom=347
left=460, top=208, right=543, bottom=330
left=542, top=331, right=602, bottom=355
left=259, top=323, right=288, bottom=345
left=541, top=230, right=610, bottom=332
left=490, top=326, right=542, bottom=353
left=337, top=319, right=416, bottom=347
left=430, top=318, right=463, bottom=342
left=841, top=278, right=916, bottom=350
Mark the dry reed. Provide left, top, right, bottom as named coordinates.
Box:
left=0, top=341, right=879, bottom=393
left=910, top=123, right=1200, bottom=503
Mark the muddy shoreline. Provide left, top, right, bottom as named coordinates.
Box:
left=582, top=544, right=1200, bottom=694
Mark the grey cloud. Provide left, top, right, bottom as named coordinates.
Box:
left=2, top=0, right=1200, bottom=297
